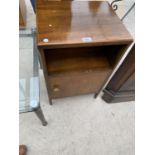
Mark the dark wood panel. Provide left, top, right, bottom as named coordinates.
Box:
left=107, top=45, right=135, bottom=92
left=102, top=89, right=135, bottom=103
left=119, top=73, right=135, bottom=91
left=102, top=44, right=135, bottom=103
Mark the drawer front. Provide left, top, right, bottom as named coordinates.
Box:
left=48, top=70, right=111, bottom=98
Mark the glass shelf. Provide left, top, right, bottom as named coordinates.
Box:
left=19, top=30, right=39, bottom=113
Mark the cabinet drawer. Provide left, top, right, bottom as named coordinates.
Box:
left=48, top=69, right=111, bottom=98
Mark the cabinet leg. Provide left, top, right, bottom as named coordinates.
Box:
left=34, top=107, right=47, bottom=126
left=50, top=100, right=52, bottom=105
left=94, top=93, right=98, bottom=99
left=48, top=97, right=52, bottom=105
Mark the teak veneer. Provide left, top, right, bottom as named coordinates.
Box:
left=36, top=0, right=133, bottom=103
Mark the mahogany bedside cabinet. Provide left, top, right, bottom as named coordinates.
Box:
left=36, top=0, right=133, bottom=104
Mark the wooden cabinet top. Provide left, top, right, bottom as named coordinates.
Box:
left=36, top=0, right=133, bottom=48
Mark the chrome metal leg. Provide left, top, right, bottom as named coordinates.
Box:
left=34, top=106, right=47, bottom=126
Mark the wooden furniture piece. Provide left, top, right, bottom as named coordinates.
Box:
left=19, top=0, right=26, bottom=29
left=36, top=0, right=133, bottom=104
left=102, top=44, right=135, bottom=103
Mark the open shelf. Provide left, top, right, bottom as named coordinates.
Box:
left=43, top=45, right=127, bottom=98
left=44, top=45, right=125, bottom=76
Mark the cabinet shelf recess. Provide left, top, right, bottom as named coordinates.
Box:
left=44, top=45, right=123, bottom=76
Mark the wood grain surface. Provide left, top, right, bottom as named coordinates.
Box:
left=36, top=0, right=133, bottom=100
left=19, top=0, right=27, bottom=29
left=36, top=0, right=133, bottom=48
